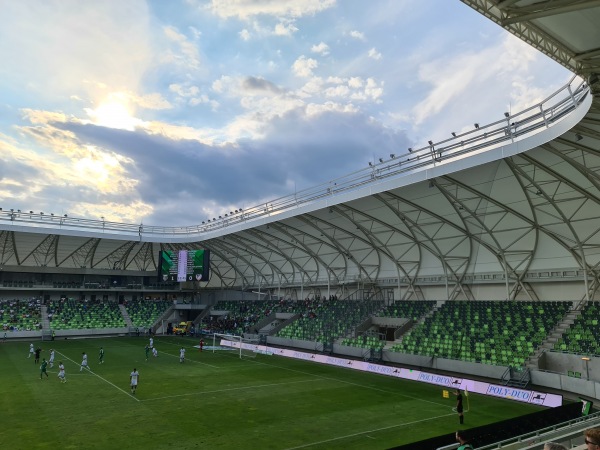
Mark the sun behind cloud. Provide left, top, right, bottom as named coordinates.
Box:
left=85, top=94, right=143, bottom=131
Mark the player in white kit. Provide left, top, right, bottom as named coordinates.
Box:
left=58, top=362, right=66, bottom=383
left=80, top=352, right=89, bottom=371
left=130, top=368, right=139, bottom=394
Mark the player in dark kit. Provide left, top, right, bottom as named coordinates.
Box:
left=40, top=358, right=49, bottom=379
left=454, top=389, right=464, bottom=424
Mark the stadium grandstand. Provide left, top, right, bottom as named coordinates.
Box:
left=2, top=1, right=600, bottom=448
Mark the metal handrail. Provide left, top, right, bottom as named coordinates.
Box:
left=0, top=76, right=589, bottom=239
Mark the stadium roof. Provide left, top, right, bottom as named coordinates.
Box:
left=1, top=0, right=600, bottom=300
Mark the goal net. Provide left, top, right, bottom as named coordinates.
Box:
left=212, top=333, right=261, bottom=359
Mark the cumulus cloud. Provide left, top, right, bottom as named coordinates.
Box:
left=292, top=56, right=319, bottom=77
left=311, top=42, right=330, bottom=55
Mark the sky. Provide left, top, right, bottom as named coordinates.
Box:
left=0, top=0, right=573, bottom=227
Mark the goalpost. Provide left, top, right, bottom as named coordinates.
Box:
left=212, top=333, right=261, bottom=359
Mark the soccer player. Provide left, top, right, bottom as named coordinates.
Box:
left=49, top=349, right=55, bottom=368
left=58, top=362, right=66, bottom=383
left=179, top=347, right=185, bottom=363
left=28, top=343, right=34, bottom=358
left=149, top=337, right=154, bottom=349
left=99, top=347, right=105, bottom=364
left=40, top=358, right=49, bottom=379
left=199, top=339, right=204, bottom=352
left=152, top=347, right=158, bottom=358
left=130, top=368, right=139, bottom=394
left=80, top=352, right=89, bottom=371
left=34, top=347, right=42, bottom=364
left=145, top=344, right=150, bottom=361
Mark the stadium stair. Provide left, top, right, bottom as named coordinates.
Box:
left=118, top=304, right=133, bottom=327
left=525, top=306, right=579, bottom=370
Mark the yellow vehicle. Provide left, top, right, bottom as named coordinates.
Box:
left=173, top=321, right=193, bottom=335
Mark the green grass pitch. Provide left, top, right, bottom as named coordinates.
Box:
left=1, top=336, right=544, bottom=449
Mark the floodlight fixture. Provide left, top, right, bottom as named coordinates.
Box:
left=504, top=112, right=510, bottom=118
left=451, top=132, right=456, bottom=137
left=379, top=158, right=384, bottom=163
left=576, top=133, right=583, bottom=141
left=30, top=211, right=33, bottom=214
left=428, top=140, right=433, bottom=146
left=368, top=162, right=373, bottom=167
left=474, top=123, right=479, bottom=129
left=64, top=214, right=67, bottom=218
left=390, top=153, right=395, bottom=159
left=408, top=148, right=413, bottom=153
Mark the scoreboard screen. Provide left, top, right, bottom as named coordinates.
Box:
left=158, top=249, right=210, bottom=282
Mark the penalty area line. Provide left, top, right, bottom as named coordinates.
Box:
left=283, top=412, right=457, bottom=450
left=158, top=349, right=220, bottom=369
left=55, top=350, right=139, bottom=402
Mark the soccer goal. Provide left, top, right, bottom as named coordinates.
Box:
left=212, top=333, right=260, bottom=359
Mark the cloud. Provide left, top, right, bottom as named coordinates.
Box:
left=161, top=25, right=203, bottom=71
left=0, top=1, right=154, bottom=104
left=207, top=0, right=336, bottom=20
left=242, top=77, right=286, bottom=95
left=349, top=30, right=366, bottom=41
left=292, top=56, right=319, bottom=78
left=7, top=102, right=408, bottom=225
left=311, top=42, right=330, bottom=56
left=368, top=48, right=382, bottom=60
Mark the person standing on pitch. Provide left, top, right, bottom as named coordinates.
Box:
left=179, top=347, right=186, bottom=363
left=130, top=368, right=139, bottom=394
left=149, top=336, right=154, bottom=349
left=40, top=358, right=49, bottom=379
left=34, top=347, right=42, bottom=364
left=98, top=347, right=105, bottom=364
left=48, top=349, right=55, bottom=368
left=199, top=339, right=204, bottom=352
left=58, top=362, right=66, bottom=383
left=453, top=389, right=464, bottom=424
left=80, top=352, right=89, bottom=371
left=28, top=343, right=34, bottom=358
left=145, top=344, right=150, bottom=361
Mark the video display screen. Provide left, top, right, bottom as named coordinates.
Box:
left=158, top=249, right=210, bottom=282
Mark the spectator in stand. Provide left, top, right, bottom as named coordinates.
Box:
left=455, top=430, right=473, bottom=450
left=585, top=428, right=600, bottom=449
left=543, top=443, right=567, bottom=450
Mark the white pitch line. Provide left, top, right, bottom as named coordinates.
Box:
left=141, top=378, right=316, bottom=402
left=55, top=350, right=139, bottom=402
left=153, top=348, right=220, bottom=369
left=284, top=412, right=457, bottom=450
